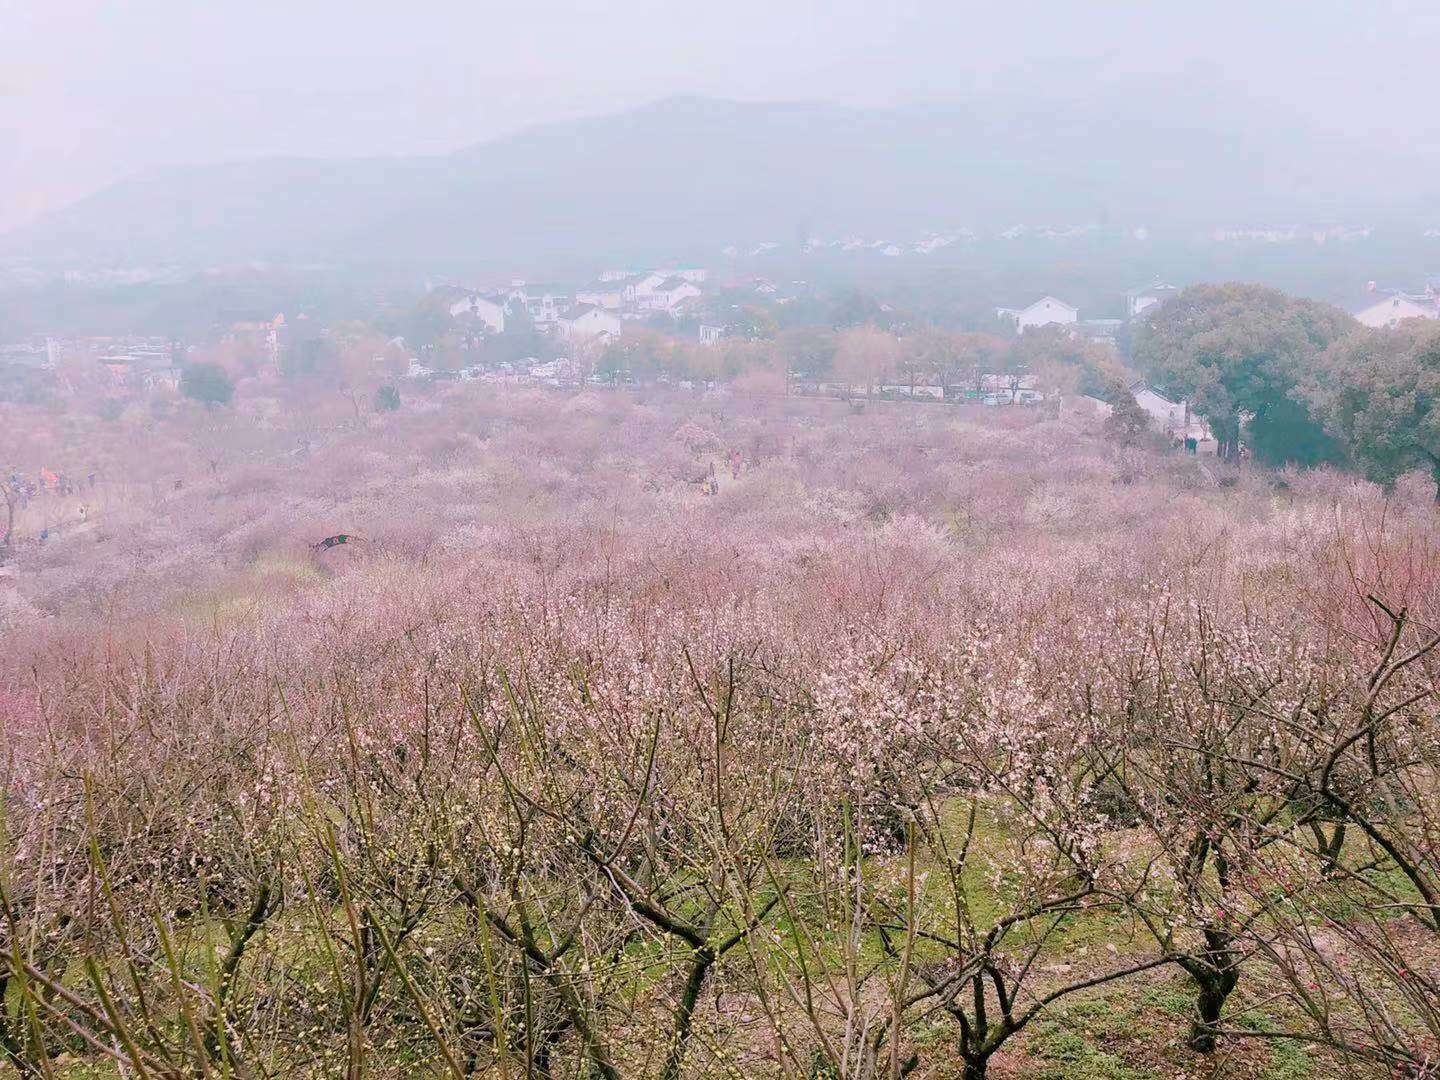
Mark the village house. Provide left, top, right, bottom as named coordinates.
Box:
left=1078, top=318, right=1124, bottom=345
left=556, top=304, right=622, bottom=343
left=448, top=293, right=506, bottom=334
left=641, top=276, right=703, bottom=313
left=601, top=264, right=702, bottom=282
left=574, top=282, right=627, bottom=310
left=502, top=282, right=570, bottom=326
left=996, top=296, right=1079, bottom=332
left=1071, top=395, right=1114, bottom=420
left=624, top=273, right=668, bottom=305
left=1072, top=386, right=1212, bottom=448
left=1125, top=282, right=1178, bottom=319
left=1130, top=382, right=1212, bottom=442
left=1353, top=287, right=1439, bottom=329
left=698, top=325, right=724, bottom=346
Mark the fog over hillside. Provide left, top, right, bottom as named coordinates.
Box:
left=6, top=80, right=1436, bottom=269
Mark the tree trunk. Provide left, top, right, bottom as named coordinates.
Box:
left=961, top=1054, right=990, bottom=1080
left=1211, top=414, right=1242, bottom=462
left=1186, top=966, right=1239, bottom=1053
left=660, top=949, right=713, bottom=1080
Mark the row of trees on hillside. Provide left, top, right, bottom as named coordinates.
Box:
left=596, top=323, right=1120, bottom=394
left=1135, top=284, right=1440, bottom=494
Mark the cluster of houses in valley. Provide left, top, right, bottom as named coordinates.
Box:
left=446, top=268, right=710, bottom=346
left=11, top=264, right=1439, bottom=435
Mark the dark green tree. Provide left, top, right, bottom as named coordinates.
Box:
left=1101, top=376, right=1153, bottom=445
left=1310, top=320, right=1440, bottom=499
left=1132, top=283, right=1351, bottom=462
left=776, top=326, right=837, bottom=378
left=393, top=293, right=458, bottom=349
left=180, top=361, right=235, bottom=407
left=373, top=384, right=401, bottom=413
left=830, top=289, right=901, bottom=331
left=282, top=335, right=334, bottom=378
left=476, top=310, right=560, bottom=367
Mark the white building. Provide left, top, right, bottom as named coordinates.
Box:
left=625, top=273, right=668, bottom=305
left=642, top=277, right=703, bottom=313
left=1078, top=318, right=1124, bottom=345
left=556, top=304, right=622, bottom=342
left=1354, top=291, right=1439, bottom=329
left=635, top=266, right=708, bottom=285
left=699, top=325, right=724, bottom=346
left=996, top=296, right=1079, bottom=332
left=574, top=283, right=626, bottom=310
left=142, top=368, right=182, bottom=392
left=1072, top=395, right=1114, bottom=419
left=448, top=293, right=506, bottom=334
left=1130, top=382, right=1210, bottom=441
left=1125, top=282, right=1178, bottom=319
left=504, top=283, right=569, bottom=326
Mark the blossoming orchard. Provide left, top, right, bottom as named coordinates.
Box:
left=2, top=385, right=1438, bottom=1079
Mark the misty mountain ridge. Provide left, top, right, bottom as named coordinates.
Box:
left=6, top=83, right=1434, bottom=269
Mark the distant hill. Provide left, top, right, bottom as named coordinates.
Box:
left=5, top=88, right=1435, bottom=269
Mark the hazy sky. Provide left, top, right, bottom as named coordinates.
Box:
left=2, top=0, right=1438, bottom=231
